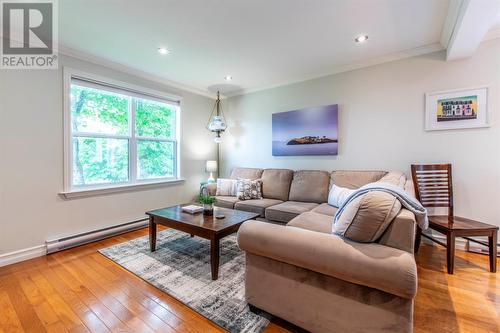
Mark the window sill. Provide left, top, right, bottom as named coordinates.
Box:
left=59, top=178, right=186, bottom=199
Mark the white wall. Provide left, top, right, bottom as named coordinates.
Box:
left=222, top=39, right=500, bottom=227
left=0, top=54, right=216, bottom=255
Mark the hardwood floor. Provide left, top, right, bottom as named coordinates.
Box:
left=0, top=227, right=498, bottom=333
left=414, top=241, right=499, bottom=333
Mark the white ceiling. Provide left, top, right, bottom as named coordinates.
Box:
left=58, top=0, right=496, bottom=97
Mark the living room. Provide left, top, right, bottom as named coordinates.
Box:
left=0, top=1, right=499, bottom=332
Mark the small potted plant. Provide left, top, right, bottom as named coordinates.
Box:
left=198, top=194, right=217, bottom=215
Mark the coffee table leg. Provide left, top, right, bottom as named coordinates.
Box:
left=210, top=236, right=220, bottom=280
left=489, top=231, right=497, bottom=273
left=149, top=216, right=157, bottom=252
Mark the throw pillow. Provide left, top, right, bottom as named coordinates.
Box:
left=333, top=190, right=402, bottom=242
left=237, top=178, right=263, bottom=200
left=216, top=178, right=238, bottom=196
left=328, top=184, right=355, bottom=208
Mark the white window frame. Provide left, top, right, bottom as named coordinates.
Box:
left=61, top=67, right=183, bottom=198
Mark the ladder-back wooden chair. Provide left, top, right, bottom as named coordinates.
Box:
left=411, top=164, right=498, bottom=274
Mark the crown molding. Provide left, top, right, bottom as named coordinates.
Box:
left=225, top=42, right=444, bottom=97
left=58, top=45, right=217, bottom=99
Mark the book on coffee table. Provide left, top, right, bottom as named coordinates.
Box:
left=181, top=205, right=203, bottom=214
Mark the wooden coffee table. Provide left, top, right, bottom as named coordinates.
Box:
left=146, top=204, right=259, bottom=280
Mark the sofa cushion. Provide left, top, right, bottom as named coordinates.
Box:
left=261, top=169, right=293, bottom=201
left=234, top=198, right=283, bottom=217
left=330, top=170, right=387, bottom=189
left=311, top=203, right=338, bottom=216
left=288, top=170, right=330, bottom=203
left=230, top=167, right=263, bottom=180
left=287, top=211, right=333, bottom=234
left=215, top=196, right=239, bottom=209
left=333, top=191, right=402, bottom=242
left=237, top=179, right=263, bottom=200
left=265, top=201, right=319, bottom=223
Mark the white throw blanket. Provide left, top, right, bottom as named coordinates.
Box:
left=333, top=182, right=429, bottom=230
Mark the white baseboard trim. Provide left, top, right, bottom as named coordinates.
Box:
left=0, top=218, right=149, bottom=268
left=0, top=245, right=46, bottom=268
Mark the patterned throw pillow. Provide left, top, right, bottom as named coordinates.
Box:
left=236, top=179, right=263, bottom=200
left=216, top=178, right=238, bottom=196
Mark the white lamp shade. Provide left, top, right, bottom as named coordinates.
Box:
left=206, top=160, right=218, bottom=172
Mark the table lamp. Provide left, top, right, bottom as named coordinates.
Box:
left=206, top=160, right=218, bottom=183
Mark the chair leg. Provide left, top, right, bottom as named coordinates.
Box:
left=414, top=226, right=422, bottom=254
left=489, top=231, right=497, bottom=273
left=446, top=232, right=455, bottom=274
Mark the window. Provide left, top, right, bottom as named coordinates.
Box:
left=63, top=69, right=181, bottom=195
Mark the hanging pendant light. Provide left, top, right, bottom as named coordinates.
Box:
left=206, top=91, right=227, bottom=143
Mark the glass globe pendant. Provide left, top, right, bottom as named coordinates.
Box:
left=207, top=116, right=226, bottom=132
left=206, top=91, right=227, bottom=143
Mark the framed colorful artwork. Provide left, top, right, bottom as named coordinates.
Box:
left=425, top=86, right=489, bottom=131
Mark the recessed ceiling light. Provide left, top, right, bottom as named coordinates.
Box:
left=354, top=35, right=368, bottom=43
left=158, top=47, right=171, bottom=55
left=224, top=75, right=232, bottom=81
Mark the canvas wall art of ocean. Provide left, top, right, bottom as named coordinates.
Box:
left=272, top=104, right=338, bottom=156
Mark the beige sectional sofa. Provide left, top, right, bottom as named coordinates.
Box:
left=210, top=167, right=418, bottom=333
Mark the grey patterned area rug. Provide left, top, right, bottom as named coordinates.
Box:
left=99, top=229, right=270, bottom=333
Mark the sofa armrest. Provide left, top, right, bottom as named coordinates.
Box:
left=238, top=220, right=417, bottom=299
left=379, top=208, right=416, bottom=253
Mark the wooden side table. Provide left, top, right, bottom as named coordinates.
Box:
left=415, top=215, right=498, bottom=274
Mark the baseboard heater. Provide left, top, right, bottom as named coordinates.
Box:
left=46, top=218, right=148, bottom=254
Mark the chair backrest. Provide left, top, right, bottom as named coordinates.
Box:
left=411, top=164, right=454, bottom=216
